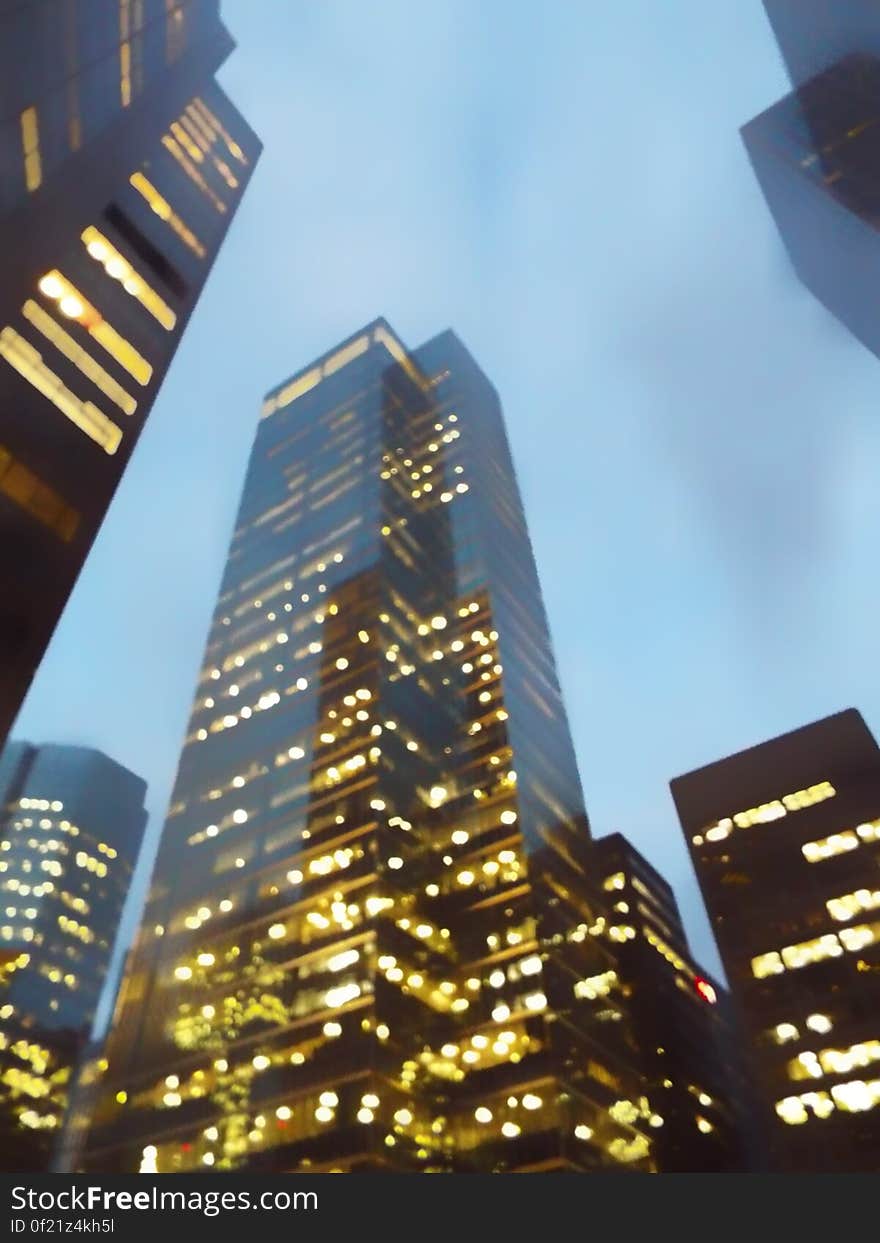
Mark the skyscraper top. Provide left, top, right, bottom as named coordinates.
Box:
left=671, top=708, right=878, bottom=830
left=762, top=0, right=880, bottom=88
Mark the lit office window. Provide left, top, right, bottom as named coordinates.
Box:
left=22, top=300, right=138, bottom=416
left=20, top=107, right=41, bottom=191
left=81, top=227, right=176, bottom=330
left=0, top=327, right=121, bottom=455
left=129, top=173, right=206, bottom=258
left=37, top=270, right=152, bottom=386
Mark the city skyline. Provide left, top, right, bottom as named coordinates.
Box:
left=13, top=0, right=880, bottom=984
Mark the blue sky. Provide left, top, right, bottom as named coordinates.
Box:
left=16, top=1, right=880, bottom=982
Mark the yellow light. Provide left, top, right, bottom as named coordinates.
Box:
left=474, top=1107, right=493, bottom=1124
left=115, top=1091, right=127, bottom=1104
left=58, top=294, right=84, bottom=319
left=267, top=923, right=285, bottom=940
left=38, top=274, right=64, bottom=299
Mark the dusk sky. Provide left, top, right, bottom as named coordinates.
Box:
left=15, top=0, right=880, bottom=984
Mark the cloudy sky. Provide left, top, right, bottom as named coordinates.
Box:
left=16, top=1, right=880, bottom=981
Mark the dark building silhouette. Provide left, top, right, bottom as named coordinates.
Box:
left=587, top=833, right=755, bottom=1171
left=761, top=0, right=880, bottom=87
left=742, top=2, right=880, bottom=358
left=83, top=321, right=661, bottom=1174
left=672, top=709, right=880, bottom=1171
left=0, top=741, right=148, bottom=1169
left=0, top=1, right=260, bottom=748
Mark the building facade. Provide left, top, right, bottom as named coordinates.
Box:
left=587, top=833, right=754, bottom=1172
left=83, top=321, right=660, bottom=1174
left=741, top=2, right=880, bottom=359
left=672, top=709, right=880, bottom=1171
left=0, top=0, right=260, bottom=747
left=0, top=741, right=148, bottom=1169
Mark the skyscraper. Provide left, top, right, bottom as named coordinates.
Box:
left=672, top=709, right=880, bottom=1172
left=0, top=1, right=260, bottom=747
left=586, top=833, right=755, bottom=1172
left=83, top=321, right=657, bottom=1174
left=760, top=0, right=880, bottom=87
left=741, top=2, right=880, bottom=359
left=0, top=741, right=148, bottom=1169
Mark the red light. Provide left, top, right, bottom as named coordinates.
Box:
left=694, top=977, right=717, bottom=1004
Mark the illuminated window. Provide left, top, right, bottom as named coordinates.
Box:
left=20, top=107, right=41, bottom=191
left=0, top=327, right=121, bottom=454
left=702, top=782, right=836, bottom=842
left=751, top=950, right=784, bottom=979
left=805, top=819, right=880, bottom=863
left=827, top=887, right=880, bottom=922
left=780, top=933, right=843, bottom=970
left=120, top=44, right=131, bottom=106
left=373, top=324, right=427, bottom=390
left=81, top=227, right=176, bottom=330
left=22, top=300, right=137, bottom=415
left=164, top=1, right=186, bottom=64
left=190, top=97, right=248, bottom=165
left=171, top=119, right=205, bottom=161
left=129, top=172, right=206, bottom=259
left=0, top=444, right=79, bottom=541
left=323, top=336, right=369, bottom=378
left=264, top=340, right=371, bottom=418
left=161, top=135, right=227, bottom=214
left=37, top=270, right=152, bottom=386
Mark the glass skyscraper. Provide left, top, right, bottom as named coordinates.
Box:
left=672, top=709, right=880, bottom=1172
left=83, top=321, right=657, bottom=1174
left=0, top=1, right=260, bottom=748
left=0, top=740, right=147, bottom=1169
left=741, top=1, right=880, bottom=359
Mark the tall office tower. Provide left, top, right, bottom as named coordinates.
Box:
left=0, top=741, right=148, bottom=1169
left=587, top=833, right=754, bottom=1172
left=741, top=2, right=880, bottom=359
left=83, top=321, right=658, bottom=1174
left=760, top=1, right=880, bottom=87
left=672, top=709, right=880, bottom=1172
left=0, top=1, right=260, bottom=748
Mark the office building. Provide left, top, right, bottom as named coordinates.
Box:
left=0, top=741, right=148, bottom=1169
left=672, top=709, right=880, bottom=1171
left=588, top=833, right=753, bottom=1171
left=760, top=1, right=880, bottom=88
left=742, top=2, right=880, bottom=358
left=83, top=321, right=658, bottom=1174
left=0, top=1, right=260, bottom=747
